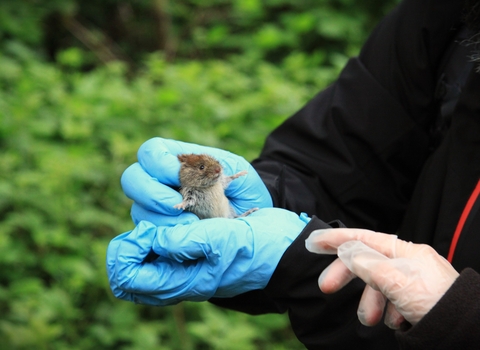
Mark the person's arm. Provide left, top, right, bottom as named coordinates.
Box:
left=253, top=0, right=465, bottom=232
left=212, top=1, right=467, bottom=346
left=210, top=217, right=401, bottom=348
left=305, top=228, right=479, bottom=350
left=396, top=268, right=480, bottom=350
left=211, top=217, right=399, bottom=349
left=264, top=218, right=398, bottom=349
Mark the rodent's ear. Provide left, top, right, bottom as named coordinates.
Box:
left=177, top=154, right=188, bottom=163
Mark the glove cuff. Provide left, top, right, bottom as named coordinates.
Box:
left=265, top=216, right=344, bottom=296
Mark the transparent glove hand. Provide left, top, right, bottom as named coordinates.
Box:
left=121, top=137, right=273, bottom=226
left=305, top=228, right=459, bottom=329
left=107, top=208, right=309, bottom=306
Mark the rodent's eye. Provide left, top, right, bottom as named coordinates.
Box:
left=199, top=164, right=205, bottom=170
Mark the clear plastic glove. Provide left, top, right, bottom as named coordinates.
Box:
left=121, top=137, right=273, bottom=226
left=305, top=228, right=459, bottom=329
left=107, top=208, right=309, bottom=306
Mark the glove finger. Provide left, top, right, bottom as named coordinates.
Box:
left=111, top=221, right=158, bottom=289
left=338, top=241, right=410, bottom=309
left=317, top=257, right=356, bottom=294
left=305, top=229, right=340, bottom=254
left=118, top=254, right=203, bottom=296
left=152, top=218, right=245, bottom=263
left=136, top=138, right=183, bottom=187
left=121, top=162, right=183, bottom=215
left=130, top=202, right=199, bottom=226
left=384, top=301, right=406, bottom=330
left=106, top=230, right=133, bottom=299
left=117, top=291, right=193, bottom=307
left=112, top=256, right=215, bottom=305
left=107, top=223, right=218, bottom=304
left=338, top=240, right=457, bottom=326
left=138, top=138, right=248, bottom=185
left=225, top=163, right=273, bottom=210
left=107, top=224, right=161, bottom=300
left=306, top=228, right=398, bottom=257
left=337, top=240, right=392, bottom=286
left=357, top=284, right=387, bottom=326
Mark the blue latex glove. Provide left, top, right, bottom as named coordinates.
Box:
left=121, top=137, right=273, bottom=226
left=107, top=208, right=310, bottom=306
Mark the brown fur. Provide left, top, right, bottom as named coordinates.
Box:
left=173, top=153, right=257, bottom=219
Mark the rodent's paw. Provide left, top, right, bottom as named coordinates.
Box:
left=235, top=207, right=259, bottom=218
left=230, top=170, right=248, bottom=180
left=173, top=202, right=187, bottom=210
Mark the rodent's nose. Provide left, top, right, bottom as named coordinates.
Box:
left=215, top=167, right=221, bottom=173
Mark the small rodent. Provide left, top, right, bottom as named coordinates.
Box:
left=173, top=153, right=258, bottom=219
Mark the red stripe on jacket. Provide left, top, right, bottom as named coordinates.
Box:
left=448, top=179, right=480, bottom=263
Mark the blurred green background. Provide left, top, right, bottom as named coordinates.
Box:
left=0, top=0, right=398, bottom=348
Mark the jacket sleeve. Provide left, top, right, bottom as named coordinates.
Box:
left=263, top=217, right=398, bottom=349
left=211, top=217, right=399, bottom=348
left=252, top=0, right=465, bottom=233
left=395, top=268, right=480, bottom=349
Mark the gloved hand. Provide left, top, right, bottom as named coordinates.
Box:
left=121, top=137, right=273, bottom=226
left=305, top=228, right=459, bottom=329
left=107, top=208, right=309, bottom=306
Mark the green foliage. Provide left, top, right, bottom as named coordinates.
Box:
left=0, top=42, right=335, bottom=349
left=0, top=0, right=398, bottom=65
left=0, top=0, right=399, bottom=349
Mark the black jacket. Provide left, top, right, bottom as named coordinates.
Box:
left=212, top=0, right=480, bottom=348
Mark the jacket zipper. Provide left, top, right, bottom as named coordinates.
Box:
left=447, top=179, right=480, bottom=263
